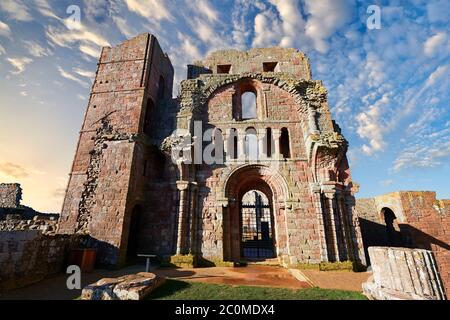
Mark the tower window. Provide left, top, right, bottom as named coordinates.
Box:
left=241, top=91, right=257, bottom=120
left=280, top=127, right=290, bottom=158
left=217, top=64, right=232, bottom=74
left=263, top=62, right=278, bottom=72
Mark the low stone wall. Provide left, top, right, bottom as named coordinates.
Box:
left=0, top=230, right=86, bottom=293
left=0, top=215, right=58, bottom=234
left=362, top=247, right=446, bottom=300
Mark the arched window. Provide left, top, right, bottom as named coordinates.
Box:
left=158, top=76, right=165, bottom=99
left=245, top=127, right=258, bottom=160
left=266, top=128, right=273, bottom=158
left=213, top=128, right=224, bottom=164
left=382, top=207, right=404, bottom=246
left=280, top=127, right=290, bottom=158
left=143, top=98, right=154, bottom=135
left=228, top=128, right=238, bottom=159
left=241, top=91, right=257, bottom=119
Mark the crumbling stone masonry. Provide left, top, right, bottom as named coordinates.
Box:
left=356, top=191, right=450, bottom=295
left=0, top=183, right=22, bottom=209
left=362, top=247, right=446, bottom=300
left=0, top=230, right=86, bottom=293
left=58, top=33, right=366, bottom=268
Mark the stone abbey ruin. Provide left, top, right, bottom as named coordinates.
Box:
left=1, top=34, right=448, bottom=299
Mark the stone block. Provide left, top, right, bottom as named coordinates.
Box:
left=81, top=273, right=165, bottom=300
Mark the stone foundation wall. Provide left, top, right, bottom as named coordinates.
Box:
left=363, top=247, right=446, bottom=300
left=0, top=183, right=22, bottom=208
left=0, top=215, right=58, bottom=234
left=0, top=231, right=86, bottom=293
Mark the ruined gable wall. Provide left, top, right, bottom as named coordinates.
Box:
left=196, top=80, right=321, bottom=264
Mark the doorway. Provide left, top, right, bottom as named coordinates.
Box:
left=240, top=190, right=275, bottom=259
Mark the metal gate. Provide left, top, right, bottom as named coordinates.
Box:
left=241, top=191, right=275, bottom=259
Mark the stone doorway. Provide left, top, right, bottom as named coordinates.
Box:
left=240, top=190, right=275, bottom=259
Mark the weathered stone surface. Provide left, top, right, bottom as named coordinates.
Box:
left=58, top=33, right=366, bottom=269
left=356, top=191, right=450, bottom=296
left=362, top=247, right=446, bottom=300
left=81, top=272, right=165, bottom=300
left=0, top=183, right=22, bottom=208
left=0, top=231, right=86, bottom=293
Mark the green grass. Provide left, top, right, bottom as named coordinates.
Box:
left=148, top=279, right=367, bottom=300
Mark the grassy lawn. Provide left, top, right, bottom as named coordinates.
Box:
left=148, top=279, right=367, bottom=300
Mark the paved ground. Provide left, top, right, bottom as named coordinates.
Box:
left=0, top=265, right=370, bottom=299
left=154, top=265, right=311, bottom=289
left=0, top=264, right=146, bottom=300
left=300, top=269, right=371, bottom=292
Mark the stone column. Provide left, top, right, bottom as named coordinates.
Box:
left=238, top=129, right=246, bottom=160
left=223, top=129, right=230, bottom=162
left=176, top=181, right=189, bottom=255
left=257, top=129, right=266, bottom=160
left=189, top=183, right=198, bottom=254
left=272, top=128, right=281, bottom=159
left=312, top=185, right=329, bottom=262
left=325, top=192, right=340, bottom=262
left=308, top=107, right=319, bottom=134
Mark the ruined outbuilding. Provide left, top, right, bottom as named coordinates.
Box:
left=57, top=33, right=366, bottom=268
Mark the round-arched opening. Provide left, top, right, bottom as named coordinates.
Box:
left=241, top=91, right=257, bottom=119
left=381, top=207, right=404, bottom=247
left=245, top=127, right=258, bottom=160
left=223, top=165, right=289, bottom=262
left=126, top=205, right=143, bottom=258
left=240, top=189, right=275, bottom=259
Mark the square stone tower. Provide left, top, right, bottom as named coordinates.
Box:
left=58, top=34, right=176, bottom=265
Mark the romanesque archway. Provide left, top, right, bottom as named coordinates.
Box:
left=222, top=165, right=289, bottom=262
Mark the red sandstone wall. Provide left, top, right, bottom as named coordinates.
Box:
left=399, top=192, right=450, bottom=294
left=196, top=81, right=322, bottom=264
left=58, top=34, right=176, bottom=265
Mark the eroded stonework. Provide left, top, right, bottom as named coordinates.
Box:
left=58, top=33, right=366, bottom=268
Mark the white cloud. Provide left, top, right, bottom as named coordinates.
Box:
left=194, top=0, right=219, bottom=22
left=46, top=22, right=110, bottom=49
left=7, top=56, right=33, bottom=74
left=34, top=0, right=60, bottom=19
left=113, top=16, right=137, bottom=39
left=304, top=0, right=353, bottom=53
left=269, top=0, right=306, bottom=48
left=79, top=44, right=102, bottom=59
left=424, top=32, right=447, bottom=56
left=426, top=65, right=448, bottom=86
left=252, top=10, right=282, bottom=48
left=0, top=20, right=12, bottom=37
left=22, top=40, right=52, bottom=57
left=0, top=0, right=32, bottom=21
left=0, top=44, right=5, bottom=55
left=356, top=93, right=390, bottom=155
left=73, top=67, right=95, bottom=80
left=57, top=66, right=89, bottom=88
left=124, top=0, right=173, bottom=22
left=393, top=142, right=450, bottom=171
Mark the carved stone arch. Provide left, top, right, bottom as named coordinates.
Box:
left=222, top=164, right=290, bottom=205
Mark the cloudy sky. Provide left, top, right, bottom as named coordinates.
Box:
left=0, top=0, right=449, bottom=212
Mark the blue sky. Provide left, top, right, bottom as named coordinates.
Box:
left=0, top=0, right=449, bottom=212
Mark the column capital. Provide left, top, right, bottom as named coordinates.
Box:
left=176, top=180, right=189, bottom=191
